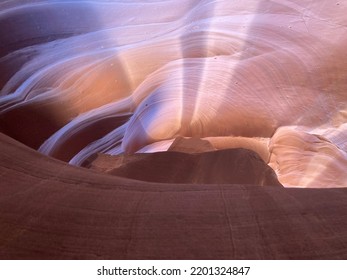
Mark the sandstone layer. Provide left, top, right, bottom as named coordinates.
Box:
left=1, top=133, right=347, bottom=259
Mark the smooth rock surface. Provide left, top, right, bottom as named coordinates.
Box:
left=1, top=133, right=347, bottom=259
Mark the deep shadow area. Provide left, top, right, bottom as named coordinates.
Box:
left=89, top=148, right=282, bottom=186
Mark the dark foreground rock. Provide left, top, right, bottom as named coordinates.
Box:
left=90, top=148, right=282, bottom=186
left=1, top=133, right=347, bottom=259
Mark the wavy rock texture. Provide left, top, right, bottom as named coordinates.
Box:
left=1, top=1, right=347, bottom=186
left=1, top=0, right=347, bottom=260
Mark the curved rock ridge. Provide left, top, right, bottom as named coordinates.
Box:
left=88, top=148, right=283, bottom=186
left=2, top=133, right=347, bottom=259
left=1, top=0, right=347, bottom=188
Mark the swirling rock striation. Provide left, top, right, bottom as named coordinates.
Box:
left=1, top=2, right=347, bottom=183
